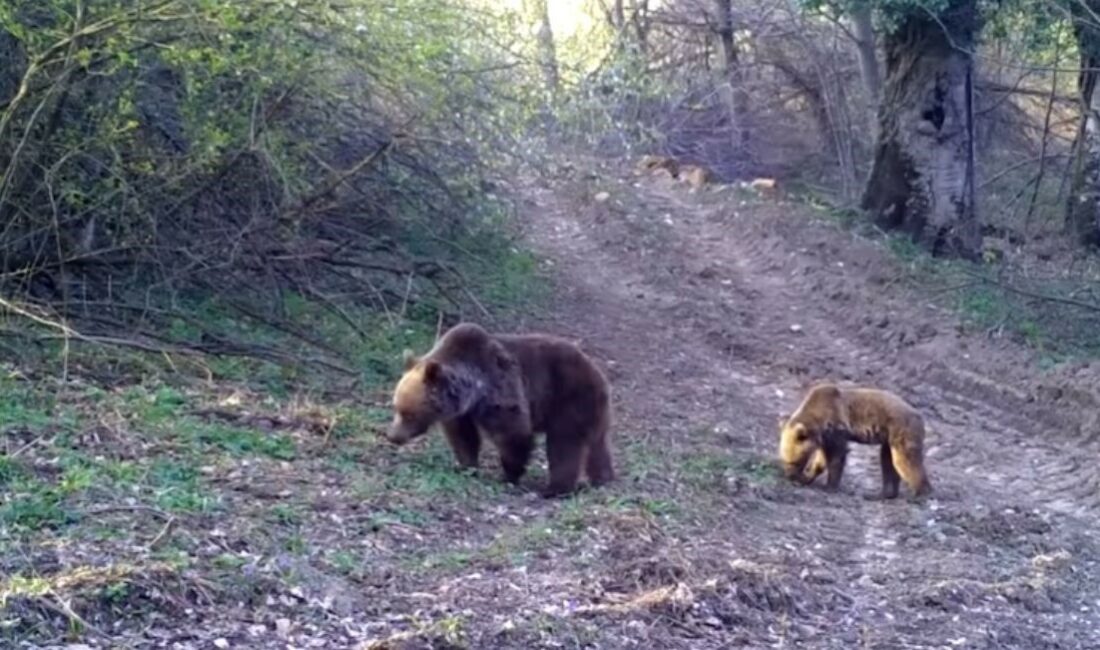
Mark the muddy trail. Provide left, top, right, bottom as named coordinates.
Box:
left=510, top=161, right=1100, bottom=648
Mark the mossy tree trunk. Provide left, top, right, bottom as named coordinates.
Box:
left=531, top=0, right=559, bottom=96
left=1066, top=2, right=1100, bottom=246
left=851, top=3, right=881, bottom=119
left=860, top=0, right=981, bottom=259
left=714, top=0, right=749, bottom=154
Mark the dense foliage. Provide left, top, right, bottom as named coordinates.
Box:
left=0, top=0, right=540, bottom=368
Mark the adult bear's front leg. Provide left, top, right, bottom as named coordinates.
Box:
left=477, top=402, right=534, bottom=486
left=442, top=416, right=481, bottom=469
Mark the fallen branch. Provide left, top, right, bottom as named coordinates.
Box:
left=961, top=269, right=1100, bottom=314
left=927, top=280, right=983, bottom=298
left=84, top=504, right=174, bottom=520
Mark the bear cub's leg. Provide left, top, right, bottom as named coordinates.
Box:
left=442, top=417, right=481, bottom=469
left=878, top=443, right=902, bottom=499
left=824, top=450, right=847, bottom=490
left=891, top=443, right=932, bottom=498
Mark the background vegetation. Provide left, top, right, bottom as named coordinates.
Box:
left=4, top=0, right=1100, bottom=367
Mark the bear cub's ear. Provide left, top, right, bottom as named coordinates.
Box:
left=402, top=349, right=418, bottom=371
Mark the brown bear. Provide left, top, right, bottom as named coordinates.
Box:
left=386, top=322, right=614, bottom=498
left=778, top=383, right=932, bottom=499
left=636, top=154, right=680, bottom=179
left=679, top=164, right=714, bottom=190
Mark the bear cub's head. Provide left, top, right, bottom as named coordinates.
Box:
left=387, top=349, right=477, bottom=445
left=777, top=416, right=824, bottom=481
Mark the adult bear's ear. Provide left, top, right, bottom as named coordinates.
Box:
left=423, top=360, right=445, bottom=384
left=402, top=349, right=418, bottom=371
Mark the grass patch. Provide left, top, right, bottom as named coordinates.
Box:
left=0, top=477, right=74, bottom=529
left=680, top=452, right=735, bottom=491
left=149, top=459, right=219, bottom=514
left=734, top=456, right=780, bottom=485
left=620, top=438, right=673, bottom=483
left=0, top=456, right=24, bottom=486
left=367, top=507, right=431, bottom=530
left=957, top=284, right=1008, bottom=329
left=814, top=205, right=1100, bottom=361
left=114, top=386, right=298, bottom=461
left=370, top=437, right=501, bottom=500
left=327, top=549, right=364, bottom=577
left=0, top=378, right=60, bottom=430
left=329, top=404, right=391, bottom=442
left=410, top=515, right=578, bottom=573
left=886, top=234, right=926, bottom=263
left=945, top=275, right=1100, bottom=357
left=607, top=494, right=681, bottom=518
left=177, top=420, right=297, bottom=460
left=267, top=503, right=303, bottom=526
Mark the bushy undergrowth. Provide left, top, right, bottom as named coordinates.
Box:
left=0, top=0, right=546, bottom=380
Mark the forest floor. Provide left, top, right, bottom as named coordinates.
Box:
left=6, top=156, right=1100, bottom=648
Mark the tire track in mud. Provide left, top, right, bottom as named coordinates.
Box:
left=520, top=171, right=1100, bottom=647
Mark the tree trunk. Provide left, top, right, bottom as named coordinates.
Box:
left=0, top=29, right=25, bottom=106
left=714, top=0, right=749, bottom=153
left=604, top=0, right=626, bottom=50
left=861, top=0, right=981, bottom=259
left=850, top=5, right=881, bottom=113
left=629, top=0, right=650, bottom=57
left=531, top=0, right=559, bottom=95
left=1066, top=3, right=1100, bottom=246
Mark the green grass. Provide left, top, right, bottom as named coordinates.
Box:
left=0, top=478, right=73, bottom=529
left=327, top=549, right=363, bottom=576
left=680, top=452, right=735, bottom=491
left=886, top=234, right=926, bottom=263
left=100, top=459, right=142, bottom=486
left=367, top=507, right=431, bottom=530
left=606, top=494, right=681, bottom=518
left=0, top=456, right=23, bottom=486
left=371, top=437, right=502, bottom=500
left=410, top=517, right=570, bottom=573
left=734, top=457, right=779, bottom=484
left=149, top=458, right=219, bottom=514
left=812, top=204, right=1100, bottom=361
left=620, top=438, right=673, bottom=482
left=0, top=375, right=67, bottom=431
left=180, top=420, right=297, bottom=460
left=267, top=503, right=302, bottom=525
left=330, top=404, right=391, bottom=442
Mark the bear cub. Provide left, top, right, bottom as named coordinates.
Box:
left=778, top=382, right=932, bottom=500
left=387, top=322, right=614, bottom=498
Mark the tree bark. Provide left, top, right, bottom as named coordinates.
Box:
left=861, top=0, right=981, bottom=259
left=714, top=0, right=749, bottom=153
left=1066, top=3, right=1100, bottom=246
left=531, top=0, right=559, bottom=96
left=851, top=4, right=881, bottom=112
left=0, top=29, right=26, bottom=107
left=602, top=0, right=626, bottom=49
left=629, top=0, right=650, bottom=57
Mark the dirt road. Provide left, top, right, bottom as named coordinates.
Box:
left=506, top=161, right=1100, bottom=648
